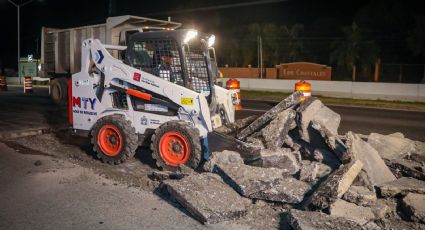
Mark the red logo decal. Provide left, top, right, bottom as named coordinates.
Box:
left=133, top=72, right=141, bottom=81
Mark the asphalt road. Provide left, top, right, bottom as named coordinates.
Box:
left=239, top=100, right=425, bottom=142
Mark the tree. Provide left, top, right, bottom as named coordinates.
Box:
left=330, top=23, right=380, bottom=81
left=407, top=15, right=425, bottom=58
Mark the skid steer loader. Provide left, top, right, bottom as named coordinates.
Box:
left=70, top=30, right=238, bottom=170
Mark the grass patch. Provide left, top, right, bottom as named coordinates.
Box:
left=241, top=90, right=425, bottom=112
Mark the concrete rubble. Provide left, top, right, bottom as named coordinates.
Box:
left=261, top=109, right=297, bottom=149
left=162, top=173, right=247, bottom=224
left=400, top=193, right=425, bottom=223
left=305, top=159, right=363, bottom=210
left=164, top=95, right=425, bottom=227
left=329, top=199, right=375, bottom=225
left=384, top=158, right=425, bottom=180
left=346, top=132, right=396, bottom=185
left=367, top=132, right=415, bottom=160
left=377, top=177, right=425, bottom=198
left=214, top=163, right=285, bottom=197
left=342, top=186, right=377, bottom=207
left=249, top=148, right=300, bottom=175
left=250, top=177, right=310, bottom=204
left=203, top=150, right=244, bottom=173
left=286, top=209, right=363, bottom=230
left=237, top=91, right=303, bottom=140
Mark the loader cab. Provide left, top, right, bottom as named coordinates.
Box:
left=125, top=29, right=218, bottom=104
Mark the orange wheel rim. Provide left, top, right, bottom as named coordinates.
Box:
left=98, top=125, right=123, bottom=157
left=159, top=131, right=190, bottom=166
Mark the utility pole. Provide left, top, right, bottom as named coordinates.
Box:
left=257, top=35, right=263, bottom=79
left=7, top=0, right=38, bottom=84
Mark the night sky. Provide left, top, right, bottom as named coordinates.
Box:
left=0, top=0, right=422, bottom=70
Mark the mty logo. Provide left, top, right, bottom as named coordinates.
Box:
left=95, top=50, right=104, bottom=64
left=73, top=97, right=97, bottom=110
left=133, top=72, right=141, bottom=81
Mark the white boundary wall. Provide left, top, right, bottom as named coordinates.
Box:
left=222, top=78, right=425, bottom=102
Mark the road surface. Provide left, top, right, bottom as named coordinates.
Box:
left=239, top=100, right=425, bottom=141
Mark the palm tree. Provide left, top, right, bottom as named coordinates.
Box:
left=330, top=23, right=380, bottom=81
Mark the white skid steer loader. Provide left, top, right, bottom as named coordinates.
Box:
left=70, top=30, right=238, bottom=170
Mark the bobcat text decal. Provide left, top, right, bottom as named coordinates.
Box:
left=72, top=96, right=97, bottom=115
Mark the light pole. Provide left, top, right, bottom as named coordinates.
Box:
left=7, top=0, right=37, bottom=84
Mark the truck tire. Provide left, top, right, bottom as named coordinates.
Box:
left=91, top=115, right=138, bottom=164
left=50, top=78, right=68, bottom=105
left=151, top=120, right=202, bottom=171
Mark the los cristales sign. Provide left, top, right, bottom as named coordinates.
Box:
left=277, top=62, right=332, bottom=81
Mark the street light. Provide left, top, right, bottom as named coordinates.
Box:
left=7, top=0, right=39, bottom=84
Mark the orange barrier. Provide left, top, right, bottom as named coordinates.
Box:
left=294, top=80, right=311, bottom=100
left=226, top=79, right=242, bottom=110
left=24, top=76, right=33, bottom=93
left=0, top=76, right=7, bottom=91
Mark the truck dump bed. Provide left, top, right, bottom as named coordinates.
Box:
left=41, top=15, right=181, bottom=77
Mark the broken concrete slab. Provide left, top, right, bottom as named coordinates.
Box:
left=261, top=109, right=297, bottom=149
left=343, top=186, right=377, bottom=207
left=372, top=199, right=393, bottom=219
left=298, top=160, right=318, bottom=182
left=249, top=148, right=300, bottom=175
left=313, top=148, right=341, bottom=169
left=162, top=173, right=247, bottom=224
left=234, top=115, right=259, bottom=130
left=316, top=162, right=332, bottom=180
left=329, top=199, right=375, bottom=226
left=305, top=160, right=363, bottom=210
left=311, top=121, right=350, bottom=163
left=385, top=158, right=425, bottom=180
left=400, top=193, right=425, bottom=223
left=287, top=209, right=363, bottom=230
left=203, top=150, right=244, bottom=172
left=214, top=163, right=285, bottom=197
left=237, top=91, right=303, bottom=140
left=250, top=177, right=310, bottom=204
left=352, top=170, right=374, bottom=192
left=297, top=98, right=341, bottom=143
left=367, top=133, right=415, bottom=160
left=346, top=132, right=396, bottom=185
left=376, top=177, right=425, bottom=198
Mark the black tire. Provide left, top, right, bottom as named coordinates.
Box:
left=91, top=115, right=138, bottom=164
left=151, top=120, right=202, bottom=171
left=50, top=78, right=68, bottom=105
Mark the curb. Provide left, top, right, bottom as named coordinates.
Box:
left=242, top=99, right=425, bottom=113
left=0, top=127, right=52, bottom=140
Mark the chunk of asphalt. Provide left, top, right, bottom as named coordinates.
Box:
left=162, top=173, right=247, bottom=224
left=261, top=109, right=297, bottom=149
left=400, top=193, right=425, bottom=223
left=286, top=209, right=363, bottom=230
left=249, top=177, right=310, bottom=204
left=304, top=159, right=363, bottom=210
left=376, top=177, right=425, bottom=198
left=237, top=91, right=303, bottom=140
left=202, top=150, right=244, bottom=173
left=214, top=163, right=285, bottom=197
left=346, top=132, right=396, bottom=185
left=249, top=148, right=300, bottom=175
left=367, top=132, right=415, bottom=160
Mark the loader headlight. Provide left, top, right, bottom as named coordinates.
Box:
left=207, top=35, right=215, bottom=47
left=184, top=30, right=198, bottom=43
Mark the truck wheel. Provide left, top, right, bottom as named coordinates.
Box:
left=50, top=78, right=68, bottom=105
left=91, top=115, right=138, bottom=164
left=151, top=121, right=202, bottom=171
